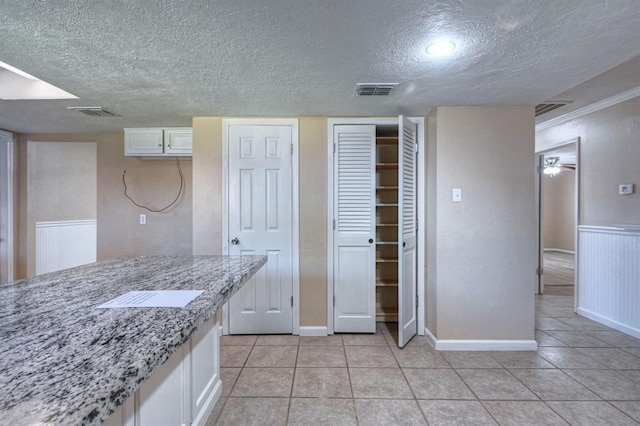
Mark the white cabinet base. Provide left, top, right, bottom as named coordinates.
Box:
left=104, top=313, right=222, bottom=426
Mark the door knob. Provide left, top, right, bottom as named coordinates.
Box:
left=231, top=237, right=240, bottom=245
left=369, top=239, right=374, bottom=244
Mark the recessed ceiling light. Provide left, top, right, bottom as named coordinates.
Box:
left=426, top=41, right=456, bottom=56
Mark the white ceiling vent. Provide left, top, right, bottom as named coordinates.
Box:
left=67, top=106, right=121, bottom=117
left=354, top=83, right=399, bottom=96
left=535, top=101, right=572, bottom=116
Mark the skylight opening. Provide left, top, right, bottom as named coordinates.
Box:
left=0, top=61, right=78, bottom=100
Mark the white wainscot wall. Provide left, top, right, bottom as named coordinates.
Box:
left=35, top=220, right=97, bottom=275
left=577, top=226, right=640, bottom=338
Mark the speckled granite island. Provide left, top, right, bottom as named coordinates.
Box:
left=0, top=255, right=266, bottom=426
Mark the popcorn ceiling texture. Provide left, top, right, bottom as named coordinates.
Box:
left=0, top=255, right=266, bottom=425
left=0, top=0, right=639, bottom=133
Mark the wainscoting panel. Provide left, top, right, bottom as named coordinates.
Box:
left=577, top=226, right=640, bottom=338
left=36, top=220, right=97, bottom=275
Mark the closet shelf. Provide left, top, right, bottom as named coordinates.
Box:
left=376, top=258, right=399, bottom=263
left=376, top=241, right=398, bottom=245
left=376, top=223, right=398, bottom=227
left=376, top=163, right=398, bottom=169
left=376, top=203, right=399, bottom=207
left=376, top=279, right=399, bottom=287
left=376, top=306, right=398, bottom=321
left=376, top=137, right=398, bottom=146
left=376, top=186, right=398, bottom=191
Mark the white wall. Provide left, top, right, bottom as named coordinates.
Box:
left=426, top=106, right=536, bottom=342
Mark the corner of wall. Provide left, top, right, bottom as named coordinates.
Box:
left=192, top=117, right=223, bottom=255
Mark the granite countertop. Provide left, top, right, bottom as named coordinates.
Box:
left=0, top=255, right=266, bottom=426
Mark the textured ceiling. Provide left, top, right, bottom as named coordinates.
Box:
left=0, top=0, right=639, bottom=134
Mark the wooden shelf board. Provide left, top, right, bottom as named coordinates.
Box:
left=376, top=223, right=398, bottom=227
left=376, top=258, right=399, bottom=263
left=376, top=241, right=398, bottom=245
left=376, top=306, right=398, bottom=321
left=376, top=186, right=399, bottom=191
left=376, top=163, right=398, bottom=169
left=376, top=280, right=399, bottom=287
left=376, top=203, right=399, bottom=207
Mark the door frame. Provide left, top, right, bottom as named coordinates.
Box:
left=535, top=137, right=580, bottom=304
left=326, top=117, right=425, bottom=335
left=221, top=119, right=300, bottom=335
left=0, top=130, right=15, bottom=283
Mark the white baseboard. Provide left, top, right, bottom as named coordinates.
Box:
left=543, top=248, right=575, bottom=254
left=424, top=328, right=537, bottom=351
left=298, top=326, right=328, bottom=337
left=577, top=307, right=640, bottom=340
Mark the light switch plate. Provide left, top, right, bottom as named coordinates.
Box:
left=139, top=214, right=147, bottom=225
left=452, top=188, right=462, bottom=202
left=619, top=184, right=635, bottom=195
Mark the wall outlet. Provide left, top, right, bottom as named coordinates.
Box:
left=619, top=184, right=635, bottom=195
left=139, top=214, right=147, bottom=225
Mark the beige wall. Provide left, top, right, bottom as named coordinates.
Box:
left=191, top=117, right=328, bottom=327
left=543, top=170, right=575, bottom=251
left=18, top=134, right=192, bottom=278
left=27, top=142, right=97, bottom=222
left=536, top=96, right=640, bottom=226
left=26, top=141, right=97, bottom=276
left=426, top=106, right=536, bottom=340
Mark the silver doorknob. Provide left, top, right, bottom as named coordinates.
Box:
left=231, top=237, right=240, bottom=245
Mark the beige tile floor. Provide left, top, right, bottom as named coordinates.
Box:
left=207, top=293, right=640, bottom=425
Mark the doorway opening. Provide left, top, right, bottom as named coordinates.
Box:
left=535, top=137, right=580, bottom=301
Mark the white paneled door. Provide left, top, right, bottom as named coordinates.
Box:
left=398, top=116, right=418, bottom=347
left=227, top=124, right=294, bottom=334
left=333, top=125, right=377, bottom=333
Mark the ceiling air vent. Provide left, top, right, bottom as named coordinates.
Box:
left=535, top=101, right=572, bottom=117
left=67, top=106, right=121, bottom=117
left=354, top=83, right=399, bottom=96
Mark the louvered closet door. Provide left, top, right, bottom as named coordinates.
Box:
left=398, top=116, right=418, bottom=347
left=333, top=125, right=376, bottom=333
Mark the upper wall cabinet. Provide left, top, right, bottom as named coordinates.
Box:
left=124, top=127, right=192, bottom=157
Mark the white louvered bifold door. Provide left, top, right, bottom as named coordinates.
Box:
left=398, top=116, right=418, bottom=347
left=333, top=125, right=376, bottom=333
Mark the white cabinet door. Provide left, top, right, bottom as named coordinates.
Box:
left=228, top=124, right=294, bottom=334
left=398, top=116, right=418, bottom=347
left=124, top=128, right=164, bottom=155
left=136, top=347, right=187, bottom=426
left=190, top=316, right=221, bottom=425
left=333, top=125, right=376, bottom=333
left=165, top=128, right=193, bottom=155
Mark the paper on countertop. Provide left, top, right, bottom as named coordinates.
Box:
left=96, top=290, right=204, bottom=308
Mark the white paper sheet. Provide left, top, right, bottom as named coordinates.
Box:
left=96, top=290, right=204, bottom=308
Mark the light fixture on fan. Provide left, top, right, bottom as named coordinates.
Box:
left=543, top=157, right=561, bottom=176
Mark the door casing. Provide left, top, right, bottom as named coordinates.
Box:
left=0, top=130, right=14, bottom=284
left=326, top=117, right=426, bottom=336
left=221, top=119, right=300, bottom=335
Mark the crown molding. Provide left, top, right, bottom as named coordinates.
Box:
left=536, top=85, right=640, bottom=132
